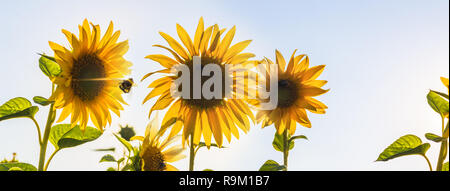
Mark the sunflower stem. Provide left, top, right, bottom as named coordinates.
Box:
left=38, top=84, right=56, bottom=171
left=436, top=116, right=448, bottom=171
left=283, top=130, right=289, bottom=171
left=31, top=117, right=42, bottom=146
left=189, top=136, right=195, bottom=171
left=43, top=149, right=59, bottom=171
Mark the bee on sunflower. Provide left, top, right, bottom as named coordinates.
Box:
left=142, top=18, right=255, bottom=170
left=253, top=50, right=329, bottom=170
left=48, top=19, right=132, bottom=131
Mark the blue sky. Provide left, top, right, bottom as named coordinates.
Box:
left=0, top=0, right=448, bottom=171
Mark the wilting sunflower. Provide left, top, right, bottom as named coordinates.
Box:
left=48, top=19, right=132, bottom=130
left=132, top=117, right=185, bottom=171
left=142, top=17, right=255, bottom=147
left=253, top=50, right=329, bottom=135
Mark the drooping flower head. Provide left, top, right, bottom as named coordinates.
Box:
left=49, top=19, right=132, bottom=130
left=132, top=117, right=185, bottom=171
left=142, top=18, right=255, bottom=147
left=254, top=50, right=329, bottom=135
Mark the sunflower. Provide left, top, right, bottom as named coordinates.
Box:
left=441, top=77, right=449, bottom=95
left=142, top=17, right=255, bottom=147
left=254, top=50, right=329, bottom=135
left=48, top=19, right=132, bottom=130
left=132, top=117, right=185, bottom=171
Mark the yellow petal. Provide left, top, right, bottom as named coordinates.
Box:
left=193, top=17, right=204, bottom=54
left=275, top=50, right=286, bottom=72
left=176, top=24, right=195, bottom=56
left=159, top=31, right=190, bottom=60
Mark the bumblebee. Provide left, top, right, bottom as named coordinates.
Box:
left=119, top=78, right=134, bottom=93
left=75, top=77, right=135, bottom=94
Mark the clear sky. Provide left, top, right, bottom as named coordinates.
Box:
left=0, top=0, right=448, bottom=171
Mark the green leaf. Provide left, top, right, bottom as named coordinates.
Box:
left=0, top=97, right=39, bottom=122
left=376, top=134, right=431, bottom=162
left=113, top=133, right=133, bottom=153
left=425, top=133, right=444, bottom=143
left=443, top=162, right=449, bottom=171
left=427, top=91, right=449, bottom=117
left=198, top=142, right=222, bottom=149
left=121, top=164, right=133, bottom=171
left=99, top=154, right=116, bottom=163
left=272, top=132, right=293, bottom=152
left=106, top=167, right=116, bottom=171
left=431, top=90, right=449, bottom=100
left=94, top=148, right=116, bottom=152
left=49, top=124, right=102, bottom=150
left=39, top=54, right=61, bottom=78
left=203, top=169, right=214, bottom=171
left=117, top=158, right=125, bottom=164
left=289, top=135, right=308, bottom=142
left=33, top=96, right=54, bottom=106
left=259, top=160, right=286, bottom=171
left=0, top=162, right=37, bottom=171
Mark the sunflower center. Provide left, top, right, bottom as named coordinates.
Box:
left=71, top=54, right=106, bottom=101
left=179, top=57, right=229, bottom=109
left=141, top=146, right=166, bottom=171
left=277, top=79, right=298, bottom=108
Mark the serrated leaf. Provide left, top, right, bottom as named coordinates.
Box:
left=272, top=132, right=293, bottom=152
left=425, top=133, right=444, bottom=143
left=33, top=96, right=54, bottom=106
left=427, top=91, right=449, bottom=117
left=443, top=162, right=449, bottom=171
left=259, top=160, right=286, bottom=171
left=49, top=124, right=102, bottom=150
left=376, top=134, right=431, bottom=162
left=99, top=154, right=116, bottom=163
left=0, top=162, right=37, bottom=171
left=0, top=97, right=39, bottom=122
left=39, top=55, right=61, bottom=78
left=113, top=133, right=133, bottom=153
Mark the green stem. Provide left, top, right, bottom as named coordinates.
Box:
left=38, top=103, right=55, bottom=171
left=189, top=136, right=195, bottom=171
left=423, top=155, right=433, bottom=171
left=31, top=117, right=42, bottom=146
left=436, top=117, right=448, bottom=171
left=38, top=83, right=56, bottom=171
left=283, top=130, right=289, bottom=171
left=436, top=140, right=448, bottom=171
left=43, top=149, right=59, bottom=171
